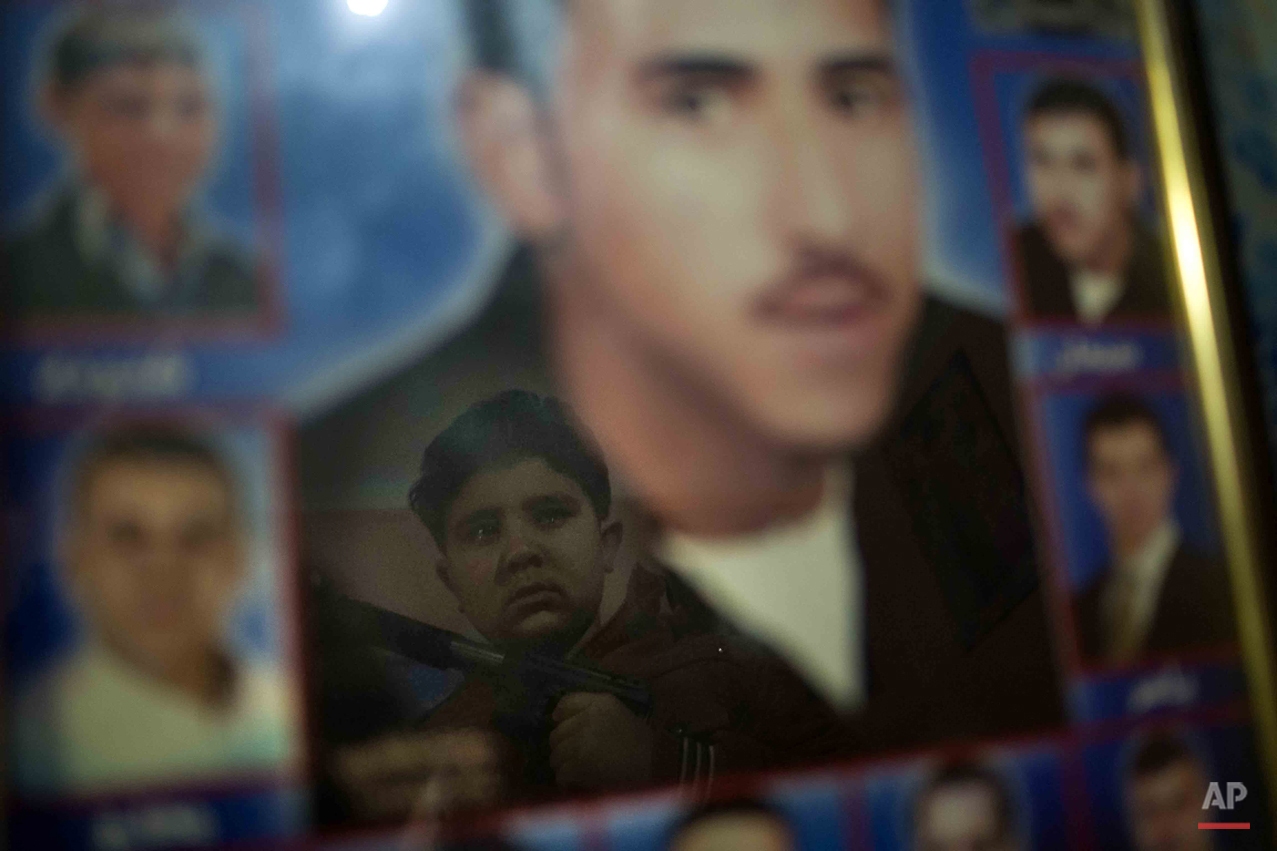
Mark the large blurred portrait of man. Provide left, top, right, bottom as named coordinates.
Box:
left=1122, top=732, right=1215, bottom=851
left=1072, top=394, right=1235, bottom=665
left=300, top=0, right=1061, bottom=775
left=1012, top=78, right=1170, bottom=326
left=911, top=761, right=1024, bottom=851
left=1, top=4, right=259, bottom=320
left=10, top=424, right=294, bottom=794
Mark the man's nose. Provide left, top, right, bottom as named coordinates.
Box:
left=767, top=111, right=856, bottom=245
left=137, top=539, right=185, bottom=582
left=145, top=102, right=183, bottom=142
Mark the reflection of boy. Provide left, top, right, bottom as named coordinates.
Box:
left=12, top=425, right=292, bottom=793
left=1013, top=79, right=1169, bottom=325
left=1072, top=395, right=1235, bottom=665
left=2, top=6, right=257, bottom=319
left=390, top=392, right=833, bottom=804
left=1122, top=732, right=1215, bottom=851
left=912, top=761, right=1024, bottom=851
left=322, top=392, right=839, bottom=821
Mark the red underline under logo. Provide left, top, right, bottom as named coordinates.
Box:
left=1198, top=823, right=1251, bottom=830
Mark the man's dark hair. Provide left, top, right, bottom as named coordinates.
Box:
left=1024, top=78, right=1131, bottom=160
left=665, top=798, right=793, bottom=849
left=1083, top=393, right=1172, bottom=463
left=67, top=422, right=236, bottom=518
left=408, top=389, right=611, bottom=547
left=913, top=761, right=1017, bottom=843
left=1125, top=731, right=1203, bottom=783
left=42, top=4, right=205, bottom=91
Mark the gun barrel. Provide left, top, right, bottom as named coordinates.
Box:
left=332, top=595, right=652, bottom=716
left=331, top=594, right=503, bottom=671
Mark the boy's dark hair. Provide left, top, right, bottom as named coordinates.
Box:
left=43, top=4, right=205, bottom=91
left=1083, top=393, right=1172, bottom=463
left=1125, top=731, right=1202, bottom=782
left=408, top=390, right=611, bottom=547
left=665, top=798, right=793, bottom=848
left=914, top=760, right=1017, bottom=842
left=1025, top=78, right=1131, bottom=160
left=68, top=422, right=236, bottom=517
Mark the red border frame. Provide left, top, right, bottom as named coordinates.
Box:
left=4, top=0, right=286, bottom=346
left=1016, top=374, right=1240, bottom=684
left=968, top=50, right=1174, bottom=334
left=3, top=403, right=310, bottom=813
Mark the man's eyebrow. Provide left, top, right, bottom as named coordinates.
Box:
left=819, top=53, right=897, bottom=77
left=635, top=54, right=755, bottom=83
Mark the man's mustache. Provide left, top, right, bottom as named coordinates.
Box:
left=754, top=248, right=891, bottom=319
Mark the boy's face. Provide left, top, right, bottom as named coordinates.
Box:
left=1086, top=421, right=1177, bottom=551
left=68, top=458, right=243, bottom=679
left=440, top=457, right=618, bottom=651
left=476, top=0, right=922, bottom=451
left=1025, top=111, right=1138, bottom=269
left=52, top=59, right=218, bottom=224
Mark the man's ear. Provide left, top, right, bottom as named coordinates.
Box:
left=598, top=519, right=622, bottom=575
left=455, top=71, right=564, bottom=237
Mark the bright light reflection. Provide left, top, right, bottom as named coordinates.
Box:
left=347, top=0, right=388, bottom=17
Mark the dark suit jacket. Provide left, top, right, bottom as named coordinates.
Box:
left=1072, top=544, right=1237, bottom=664
left=299, top=247, right=1064, bottom=770
left=1012, top=220, right=1171, bottom=323
left=2, top=188, right=258, bottom=318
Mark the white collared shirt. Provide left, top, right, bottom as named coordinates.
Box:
left=658, top=469, right=863, bottom=711
left=1070, top=268, right=1125, bottom=326
left=1102, top=519, right=1181, bottom=661
left=11, top=641, right=297, bottom=794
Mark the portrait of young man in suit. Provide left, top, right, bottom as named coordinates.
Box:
left=1012, top=78, right=1170, bottom=326
left=300, top=0, right=1063, bottom=775
left=1072, top=394, right=1236, bottom=665
left=2, top=5, right=259, bottom=320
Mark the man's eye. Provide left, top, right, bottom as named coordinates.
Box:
left=176, top=94, right=208, bottom=119
left=660, top=84, right=732, bottom=125
left=181, top=524, right=222, bottom=553
left=827, top=82, right=888, bottom=116
left=1071, top=153, right=1099, bottom=173
left=108, top=522, right=145, bottom=549
left=105, top=95, right=149, bottom=120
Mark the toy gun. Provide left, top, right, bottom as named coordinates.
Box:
left=328, top=594, right=653, bottom=781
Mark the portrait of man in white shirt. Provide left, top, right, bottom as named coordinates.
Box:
left=11, top=423, right=296, bottom=794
